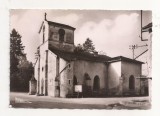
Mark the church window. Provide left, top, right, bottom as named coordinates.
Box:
left=58, top=29, right=65, bottom=42
left=43, top=26, right=45, bottom=43
left=129, top=75, right=135, bottom=90
left=93, top=75, right=100, bottom=91
left=56, top=56, right=60, bottom=76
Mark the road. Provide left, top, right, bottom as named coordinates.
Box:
left=10, top=92, right=151, bottom=109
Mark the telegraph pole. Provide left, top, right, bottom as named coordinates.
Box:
left=129, top=45, right=136, bottom=59
left=129, top=44, right=148, bottom=59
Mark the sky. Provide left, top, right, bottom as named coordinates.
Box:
left=10, top=10, right=152, bottom=63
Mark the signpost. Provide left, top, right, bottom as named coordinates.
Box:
left=75, top=85, right=82, bottom=98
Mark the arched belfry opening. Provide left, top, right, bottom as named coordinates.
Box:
left=129, top=75, right=135, bottom=90
left=93, top=75, right=100, bottom=91
left=58, top=28, right=65, bottom=42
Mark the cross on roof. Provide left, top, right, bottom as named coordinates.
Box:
left=44, top=12, right=47, bottom=21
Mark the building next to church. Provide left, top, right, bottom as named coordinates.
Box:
left=33, top=15, right=148, bottom=98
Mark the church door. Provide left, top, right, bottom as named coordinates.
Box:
left=93, top=75, right=100, bottom=96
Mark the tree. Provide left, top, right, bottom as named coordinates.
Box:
left=18, top=60, right=34, bottom=91
left=83, top=38, right=96, bottom=53
left=10, top=29, right=24, bottom=56
left=10, top=29, right=25, bottom=75
left=75, top=38, right=97, bottom=54
left=10, top=29, right=34, bottom=92
left=74, top=44, right=84, bottom=53
left=10, top=29, right=28, bottom=91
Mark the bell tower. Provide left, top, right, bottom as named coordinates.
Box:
left=38, top=13, right=76, bottom=52
left=45, top=14, right=76, bottom=52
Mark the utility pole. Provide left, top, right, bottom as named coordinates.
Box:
left=129, top=45, right=136, bottom=59
left=129, top=44, right=148, bottom=59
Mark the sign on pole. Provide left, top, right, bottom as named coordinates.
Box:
left=75, top=85, right=82, bottom=92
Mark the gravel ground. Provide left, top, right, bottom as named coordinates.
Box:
left=10, top=92, right=151, bottom=109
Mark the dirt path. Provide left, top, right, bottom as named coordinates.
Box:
left=10, top=92, right=151, bottom=109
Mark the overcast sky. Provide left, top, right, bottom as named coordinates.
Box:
left=10, top=10, right=151, bottom=63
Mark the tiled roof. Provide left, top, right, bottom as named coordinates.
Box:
left=49, top=45, right=111, bottom=62
left=49, top=45, right=143, bottom=64
left=47, top=21, right=76, bottom=30
left=38, top=20, right=76, bottom=33
left=107, top=56, right=144, bottom=64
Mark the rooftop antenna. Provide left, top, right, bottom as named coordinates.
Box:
left=129, top=44, right=148, bottom=59
left=44, top=12, right=47, bottom=21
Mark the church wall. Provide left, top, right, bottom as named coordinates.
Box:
left=39, top=21, right=49, bottom=45
left=73, top=60, right=107, bottom=96
left=39, top=27, right=43, bottom=45
left=39, top=42, right=48, bottom=95
left=47, top=51, right=57, bottom=96
left=34, top=59, right=38, bottom=81
left=121, top=61, right=141, bottom=96
left=107, top=62, right=121, bottom=96
left=34, top=59, right=39, bottom=94
left=49, top=41, right=74, bottom=52
left=59, top=59, right=74, bottom=98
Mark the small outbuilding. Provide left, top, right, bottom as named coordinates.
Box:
left=29, top=76, right=37, bottom=95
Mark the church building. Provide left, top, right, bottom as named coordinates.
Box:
left=34, top=15, right=148, bottom=98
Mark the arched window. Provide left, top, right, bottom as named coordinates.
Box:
left=93, top=75, right=100, bottom=91
left=129, top=75, right=135, bottom=90
left=73, top=76, right=77, bottom=85
left=43, top=26, right=45, bottom=43
left=58, top=28, right=65, bottom=42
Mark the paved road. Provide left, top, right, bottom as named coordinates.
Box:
left=10, top=92, right=151, bottom=109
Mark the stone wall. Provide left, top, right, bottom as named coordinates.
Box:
left=107, top=61, right=143, bottom=96
left=121, top=61, right=141, bottom=96
left=59, top=59, right=74, bottom=97
left=49, top=41, right=74, bottom=52
left=39, top=42, right=48, bottom=95
left=47, top=51, right=57, bottom=96
left=107, top=62, right=121, bottom=96
left=39, top=21, right=49, bottom=45
left=73, top=60, right=108, bottom=96
left=34, top=60, right=38, bottom=81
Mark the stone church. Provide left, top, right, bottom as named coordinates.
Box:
left=33, top=15, right=148, bottom=98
